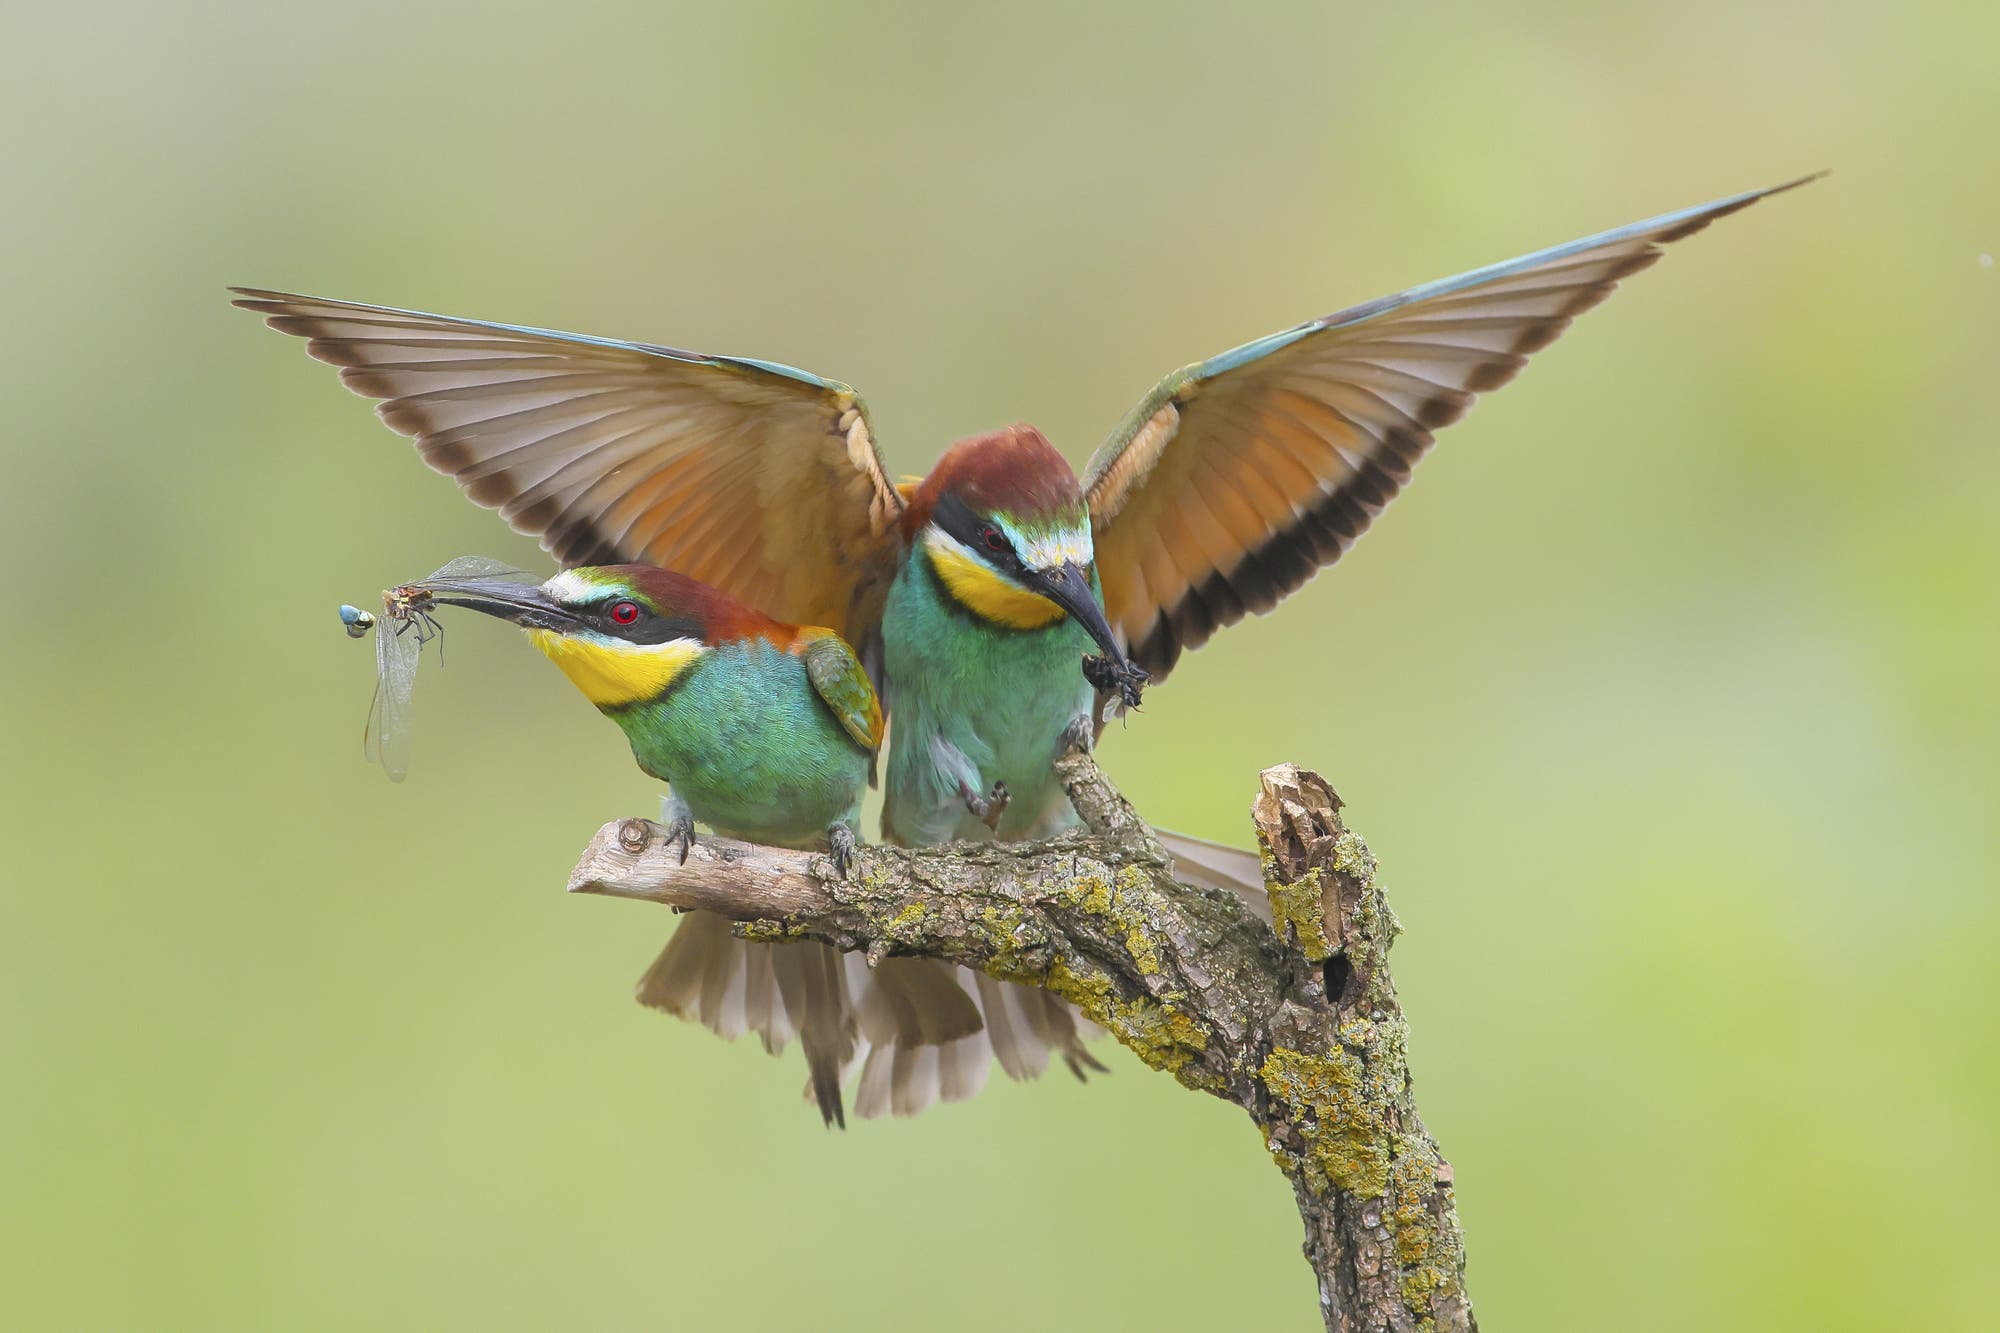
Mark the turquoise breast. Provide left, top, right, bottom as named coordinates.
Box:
left=880, top=546, right=1096, bottom=845
left=612, top=639, right=869, bottom=847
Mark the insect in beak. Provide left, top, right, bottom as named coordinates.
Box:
left=1026, top=560, right=1148, bottom=708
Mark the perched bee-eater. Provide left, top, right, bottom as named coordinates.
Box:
left=239, top=172, right=1815, bottom=1116
left=412, top=561, right=884, bottom=1125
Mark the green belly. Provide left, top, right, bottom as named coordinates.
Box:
left=881, top=549, right=1095, bottom=846
left=610, top=640, right=868, bottom=848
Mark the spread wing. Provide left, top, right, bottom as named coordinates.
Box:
left=799, top=631, right=885, bottom=753
left=232, top=289, right=905, bottom=647
left=1082, top=175, right=1820, bottom=682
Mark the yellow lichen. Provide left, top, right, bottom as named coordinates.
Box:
left=1042, top=961, right=1209, bottom=1081
left=1044, top=958, right=1114, bottom=1008
left=1113, top=865, right=1163, bottom=975
left=1124, top=927, right=1161, bottom=976
left=1331, top=829, right=1374, bottom=880
left=967, top=867, right=1206, bottom=1084
left=976, top=903, right=1037, bottom=979
left=1263, top=831, right=1383, bottom=962
left=1266, top=865, right=1336, bottom=961
left=1059, top=872, right=1114, bottom=915
left=1261, top=1027, right=1463, bottom=1329
left=1258, top=1046, right=1391, bottom=1197
left=853, top=861, right=898, bottom=896
left=1384, top=1138, right=1464, bottom=1321
left=1053, top=864, right=1165, bottom=976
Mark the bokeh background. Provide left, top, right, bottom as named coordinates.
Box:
left=4, top=1, right=1994, bottom=1327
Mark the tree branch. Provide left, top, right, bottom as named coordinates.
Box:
left=568, top=756, right=1474, bottom=1332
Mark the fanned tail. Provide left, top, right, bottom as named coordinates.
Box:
left=636, top=912, right=857, bottom=1127
left=848, top=957, right=985, bottom=1118
left=632, top=837, right=1254, bottom=1124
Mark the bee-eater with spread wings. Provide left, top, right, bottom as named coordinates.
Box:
left=238, top=172, right=1815, bottom=1118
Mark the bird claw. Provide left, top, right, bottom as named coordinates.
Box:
left=826, top=824, right=859, bottom=879
left=960, top=779, right=1010, bottom=832
left=656, top=794, right=697, bottom=864
left=1061, top=713, right=1094, bottom=755
left=1081, top=653, right=1148, bottom=710
left=663, top=813, right=696, bottom=865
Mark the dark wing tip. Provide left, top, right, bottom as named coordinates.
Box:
left=1656, top=170, right=1829, bottom=242
left=227, top=286, right=308, bottom=312
left=1770, top=169, right=1832, bottom=194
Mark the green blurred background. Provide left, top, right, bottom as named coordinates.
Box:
left=4, top=1, right=1994, bottom=1327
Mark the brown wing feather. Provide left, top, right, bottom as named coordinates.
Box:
left=231, top=289, right=904, bottom=647
left=1084, top=175, right=1820, bottom=683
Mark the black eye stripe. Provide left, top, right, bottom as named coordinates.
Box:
left=601, top=602, right=704, bottom=645
left=935, top=494, right=1017, bottom=566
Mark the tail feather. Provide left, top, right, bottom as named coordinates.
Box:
left=853, top=956, right=984, bottom=1046
left=845, top=957, right=986, bottom=1119
left=741, top=942, right=782, bottom=1054
left=972, top=972, right=1042, bottom=1081
left=1018, top=987, right=1106, bottom=1080
left=852, top=1037, right=893, bottom=1119
left=636, top=913, right=740, bottom=1026
left=938, top=1030, right=991, bottom=1105
left=890, top=1044, right=934, bottom=1118
left=637, top=912, right=854, bottom=1127
left=642, top=829, right=1263, bottom=1123
left=773, top=942, right=855, bottom=1127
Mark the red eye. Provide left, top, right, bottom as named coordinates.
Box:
left=609, top=600, right=641, bottom=626
left=981, top=526, right=1008, bottom=554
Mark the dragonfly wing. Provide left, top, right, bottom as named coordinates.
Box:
left=364, top=613, right=421, bottom=782
left=420, top=554, right=531, bottom=582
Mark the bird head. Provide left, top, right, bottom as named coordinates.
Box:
left=412, top=564, right=733, bottom=710
left=908, top=425, right=1147, bottom=704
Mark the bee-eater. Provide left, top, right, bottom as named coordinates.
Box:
left=411, top=561, right=888, bottom=1126
left=239, top=172, right=1815, bottom=1116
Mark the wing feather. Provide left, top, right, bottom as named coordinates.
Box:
left=1084, top=175, right=1819, bottom=681
left=232, top=288, right=904, bottom=644
left=801, top=632, right=885, bottom=752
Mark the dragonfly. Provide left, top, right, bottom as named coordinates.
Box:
left=340, top=556, right=534, bottom=782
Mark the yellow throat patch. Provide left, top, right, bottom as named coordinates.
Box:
left=924, top=529, right=1066, bottom=629
left=526, top=629, right=705, bottom=707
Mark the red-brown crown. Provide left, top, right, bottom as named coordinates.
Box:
left=901, top=424, right=1085, bottom=538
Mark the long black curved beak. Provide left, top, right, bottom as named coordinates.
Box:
left=406, top=576, right=580, bottom=633
left=1028, top=560, right=1149, bottom=707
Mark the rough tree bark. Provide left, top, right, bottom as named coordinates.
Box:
left=567, top=755, right=1474, bottom=1333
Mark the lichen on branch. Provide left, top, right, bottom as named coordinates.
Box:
left=566, top=757, right=1474, bottom=1333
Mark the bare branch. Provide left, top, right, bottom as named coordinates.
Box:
left=567, top=757, right=1474, bottom=1332
left=569, top=820, right=829, bottom=916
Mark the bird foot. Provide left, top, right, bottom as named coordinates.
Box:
left=826, top=823, right=859, bottom=879
left=664, top=815, right=695, bottom=865
left=1061, top=712, right=1094, bottom=755
left=960, top=779, right=1010, bottom=832
left=658, top=794, right=696, bottom=865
